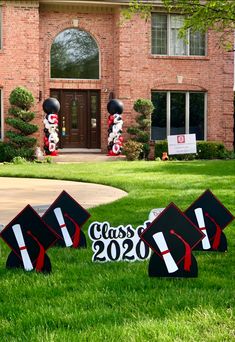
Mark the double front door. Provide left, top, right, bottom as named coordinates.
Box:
left=50, top=90, right=101, bottom=149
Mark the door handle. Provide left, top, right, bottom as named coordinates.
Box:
left=91, top=118, right=96, bottom=128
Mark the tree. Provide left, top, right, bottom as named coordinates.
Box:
left=5, top=87, right=38, bottom=161
left=127, top=0, right=235, bottom=49
left=127, top=98, right=154, bottom=159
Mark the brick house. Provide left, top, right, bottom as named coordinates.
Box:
left=0, top=0, right=234, bottom=153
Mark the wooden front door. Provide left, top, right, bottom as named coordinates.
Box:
left=50, top=90, right=100, bottom=149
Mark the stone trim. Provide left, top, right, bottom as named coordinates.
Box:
left=40, top=3, right=114, bottom=13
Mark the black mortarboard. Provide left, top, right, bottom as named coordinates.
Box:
left=0, top=205, right=57, bottom=273
left=140, top=203, right=204, bottom=277
left=185, top=189, right=234, bottom=252
left=42, top=191, right=90, bottom=248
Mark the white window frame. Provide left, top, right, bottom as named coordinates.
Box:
left=152, top=13, right=206, bottom=56
left=152, top=91, right=207, bottom=140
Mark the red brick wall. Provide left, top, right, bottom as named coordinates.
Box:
left=0, top=1, right=41, bottom=143
left=0, top=1, right=234, bottom=151
left=39, top=6, right=115, bottom=152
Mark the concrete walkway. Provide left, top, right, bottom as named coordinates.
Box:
left=52, top=152, right=126, bottom=163
left=0, top=177, right=128, bottom=226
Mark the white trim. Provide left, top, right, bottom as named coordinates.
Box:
left=204, top=92, right=208, bottom=141
left=166, top=91, right=171, bottom=136
left=185, top=92, right=189, bottom=133
left=152, top=91, right=206, bottom=141
left=152, top=13, right=206, bottom=57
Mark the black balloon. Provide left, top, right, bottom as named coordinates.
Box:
left=107, top=99, right=124, bottom=115
left=43, top=97, right=60, bottom=114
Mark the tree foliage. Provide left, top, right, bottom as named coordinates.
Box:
left=127, top=98, right=154, bottom=159
left=127, top=0, right=235, bottom=48
left=5, top=87, right=38, bottom=161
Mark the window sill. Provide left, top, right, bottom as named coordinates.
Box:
left=149, top=55, right=210, bottom=61
left=50, top=78, right=101, bottom=82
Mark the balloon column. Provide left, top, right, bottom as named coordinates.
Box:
left=43, top=97, right=60, bottom=156
left=107, top=99, right=124, bottom=156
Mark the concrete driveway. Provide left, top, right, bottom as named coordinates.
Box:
left=0, top=177, right=127, bottom=226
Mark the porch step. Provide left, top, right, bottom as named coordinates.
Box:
left=58, top=148, right=101, bottom=154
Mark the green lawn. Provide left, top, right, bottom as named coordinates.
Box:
left=0, top=160, right=234, bottom=341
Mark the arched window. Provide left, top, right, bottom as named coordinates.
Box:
left=51, top=28, right=99, bottom=79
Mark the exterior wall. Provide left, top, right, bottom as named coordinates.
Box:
left=115, top=14, right=234, bottom=149
left=0, top=1, right=41, bottom=142
left=0, top=1, right=234, bottom=151
left=39, top=5, right=115, bottom=152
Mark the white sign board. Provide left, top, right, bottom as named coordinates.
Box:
left=148, top=208, right=165, bottom=222
left=88, top=221, right=151, bottom=262
left=167, top=134, right=197, bottom=155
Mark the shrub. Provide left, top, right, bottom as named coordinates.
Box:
left=9, top=86, right=34, bottom=110
left=197, top=141, right=228, bottom=159
left=127, top=98, right=154, bottom=159
left=154, top=140, right=232, bottom=160
left=123, top=140, right=143, bottom=161
left=0, top=142, right=6, bottom=162
left=5, top=86, right=38, bottom=161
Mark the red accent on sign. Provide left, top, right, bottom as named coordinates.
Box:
left=161, top=249, right=170, bottom=255
left=60, top=224, right=66, bottom=228
left=177, top=135, right=185, bottom=143
left=19, top=246, right=27, bottom=251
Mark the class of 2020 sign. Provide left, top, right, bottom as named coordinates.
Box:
left=88, top=221, right=151, bottom=262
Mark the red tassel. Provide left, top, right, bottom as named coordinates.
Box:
left=170, top=229, right=191, bottom=271
left=205, top=213, right=222, bottom=250
left=64, top=213, right=81, bottom=248
left=27, top=231, right=45, bottom=272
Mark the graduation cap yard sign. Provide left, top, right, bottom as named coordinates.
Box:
left=42, top=191, right=90, bottom=248
left=140, top=203, right=205, bottom=278
left=184, top=189, right=234, bottom=252
left=0, top=205, right=58, bottom=273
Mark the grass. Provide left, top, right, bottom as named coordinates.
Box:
left=0, top=159, right=234, bottom=341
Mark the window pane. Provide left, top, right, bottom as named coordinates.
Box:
left=151, top=92, right=167, bottom=140
left=189, top=93, right=205, bottom=140
left=71, top=99, right=78, bottom=129
left=170, top=15, right=187, bottom=56
left=51, top=28, right=99, bottom=79
left=170, top=92, right=185, bottom=135
left=90, top=95, right=98, bottom=128
left=151, top=14, right=167, bottom=54
left=190, top=30, right=205, bottom=56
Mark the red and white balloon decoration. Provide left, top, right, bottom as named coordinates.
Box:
left=107, top=99, right=124, bottom=156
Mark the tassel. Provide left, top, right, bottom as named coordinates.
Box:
left=27, top=231, right=45, bottom=272
left=205, top=212, right=222, bottom=250
left=170, top=229, right=191, bottom=271
left=64, top=213, right=81, bottom=248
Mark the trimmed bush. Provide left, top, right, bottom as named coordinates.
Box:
left=5, top=86, right=38, bottom=161
left=9, top=86, right=34, bottom=110
left=155, top=140, right=232, bottom=160
left=123, top=140, right=143, bottom=161
left=197, top=141, right=228, bottom=159
left=127, top=98, right=154, bottom=159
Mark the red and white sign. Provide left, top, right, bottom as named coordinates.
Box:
left=167, top=134, right=197, bottom=155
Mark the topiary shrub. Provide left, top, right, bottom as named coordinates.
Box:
left=127, top=98, right=154, bottom=159
left=123, top=140, right=143, bottom=161
left=5, top=87, right=38, bottom=161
